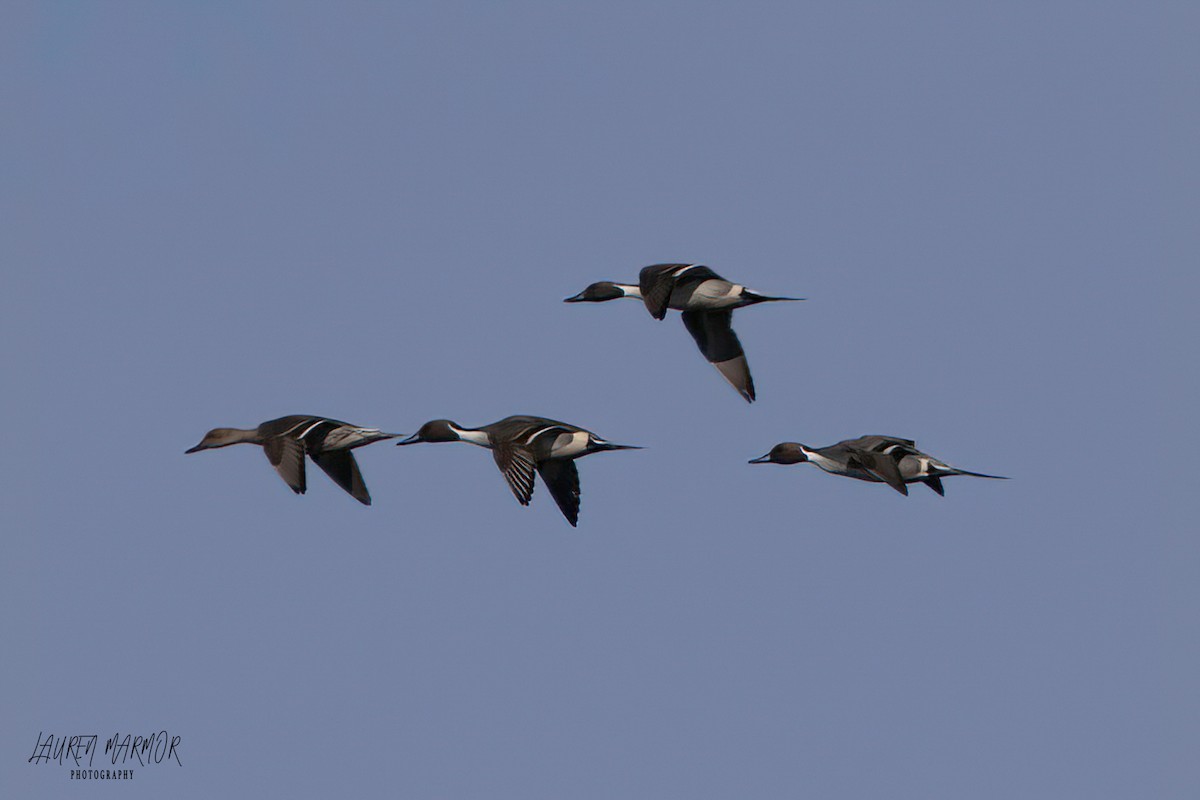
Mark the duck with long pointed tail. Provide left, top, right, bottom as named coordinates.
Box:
left=186, top=415, right=400, bottom=504
left=396, top=415, right=640, bottom=526
left=749, top=435, right=1007, bottom=496
left=565, top=263, right=801, bottom=403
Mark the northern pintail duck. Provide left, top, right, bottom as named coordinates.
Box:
left=749, top=435, right=1007, bottom=496
left=396, top=415, right=640, bottom=526
left=186, top=415, right=400, bottom=505
left=564, top=263, right=801, bottom=402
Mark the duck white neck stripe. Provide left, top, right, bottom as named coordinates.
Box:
left=452, top=426, right=491, bottom=447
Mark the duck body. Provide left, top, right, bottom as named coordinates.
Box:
left=636, top=264, right=787, bottom=317
left=186, top=415, right=399, bottom=504
left=750, top=435, right=1007, bottom=496
left=397, top=415, right=639, bottom=526
left=565, top=263, right=801, bottom=403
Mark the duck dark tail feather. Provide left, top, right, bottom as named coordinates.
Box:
left=743, top=291, right=804, bottom=304
left=950, top=468, right=1009, bottom=480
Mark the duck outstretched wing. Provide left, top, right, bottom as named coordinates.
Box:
left=263, top=435, right=307, bottom=495
left=491, top=443, right=538, bottom=506
left=537, top=459, right=581, bottom=527
left=846, top=447, right=909, bottom=495
left=638, top=264, right=722, bottom=320
left=681, top=309, right=755, bottom=402
left=312, top=450, right=371, bottom=505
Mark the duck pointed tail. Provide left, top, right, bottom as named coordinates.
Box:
left=350, top=430, right=404, bottom=448
left=742, top=290, right=804, bottom=304
left=949, top=468, right=1009, bottom=480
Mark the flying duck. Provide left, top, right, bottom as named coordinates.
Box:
left=186, top=415, right=400, bottom=504
left=396, top=415, right=640, bottom=526
left=564, top=263, right=801, bottom=402
left=749, top=435, right=1007, bottom=496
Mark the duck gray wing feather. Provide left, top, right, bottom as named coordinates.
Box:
left=263, top=435, right=307, bottom=495
left=491, top=443, right=538, bottom=506
left=846, top=449, right=909, bottom=496
left=487, top=416, right=580, bottom=460
left=312, top=449, right=371, bottom=505
left=639, top=264, right=686, bottom=320
left=638, top=264, right=723, bottom=320
left=681, top=309, right=755, bottom=402
left=316, top=423, right=398, bottom=451
left=845, top=435, right=918, bottom=453
left=537, top=459, right=581, bottom=527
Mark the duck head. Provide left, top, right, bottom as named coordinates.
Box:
left=749, top=443, right=809, bottom=465
left=185, top=427, right=256, bottom=453
left=564, top=282, right=632, bottom=303
left=396, top=419, right=463, bottom=445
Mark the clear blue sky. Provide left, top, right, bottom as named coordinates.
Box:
left=3, top=2, right=1195, bottom=798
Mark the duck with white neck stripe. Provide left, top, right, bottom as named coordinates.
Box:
left=749, top=435, right=1007, bottom=496
left=396, top=415, right=640, bottom=527
left=565, top=263, right=802, bottom=403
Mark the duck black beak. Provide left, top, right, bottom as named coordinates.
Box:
left=748, top=454, right=771, bottom=464
left=185, top=444, right=204, bottom=454
left=563, top=291, right=587, bottom=302
left=395, top=434, right=423, bottom=446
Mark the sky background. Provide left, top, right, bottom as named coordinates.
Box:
left=2, top=2, right=1196, bottom=797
